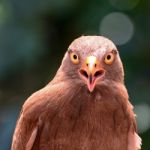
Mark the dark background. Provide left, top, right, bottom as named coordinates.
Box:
left=0, top=0, right=150, bottom=149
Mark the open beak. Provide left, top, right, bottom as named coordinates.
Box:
left=79, top=56, right=105, bottom=92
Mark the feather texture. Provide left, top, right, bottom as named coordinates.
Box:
left=11, top=36, right=141, bottom=150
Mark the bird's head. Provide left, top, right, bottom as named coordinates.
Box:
left=58, top=36, right=124, bottom=93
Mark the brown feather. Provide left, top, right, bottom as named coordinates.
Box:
left=11, top=36, right=141, bottom=150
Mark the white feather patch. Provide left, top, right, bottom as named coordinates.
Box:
left=128, top=131, right=142, bottom=150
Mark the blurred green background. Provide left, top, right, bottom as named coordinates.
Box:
left=0, top=0, right=150, bottom=149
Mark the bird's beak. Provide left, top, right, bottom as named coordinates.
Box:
left=79, top=56, right=105, bottom=92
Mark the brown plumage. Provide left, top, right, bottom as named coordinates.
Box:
left=11, top=36, right=141, bottom=150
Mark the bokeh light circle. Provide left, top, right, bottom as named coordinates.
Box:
left=134, top=103, right=150, bottom=133
left=109, top=0, right=140, bottom=10
left=99, top=12, right=134, bottom=46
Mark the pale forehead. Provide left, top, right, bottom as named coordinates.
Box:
left=69, top=36, right=117, bottom=53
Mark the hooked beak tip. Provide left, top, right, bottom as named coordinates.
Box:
left=88, top=75, right=95, bottom=92
left=87, top=77, right=96, bottom=92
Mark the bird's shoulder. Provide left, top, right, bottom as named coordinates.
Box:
left=22, top=81, right=71, bottom=117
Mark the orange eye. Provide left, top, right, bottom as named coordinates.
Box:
left=104, top=52, right=115, bottom=65
left=70, top=52, right=79, bottom=64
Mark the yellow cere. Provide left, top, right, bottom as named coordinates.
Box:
left=86, top=56, right=97, bottom=72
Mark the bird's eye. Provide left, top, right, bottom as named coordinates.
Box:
left=70, top=52, right=79, bottom=64
left=104, top=52, right=115, bottom=65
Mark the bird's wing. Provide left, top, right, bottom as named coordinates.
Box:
left=11, top=92, right=44, bottom=150
left=11, top=82, right=68, bottom=150
left=127, top=102, right=142, bottom=150
left=12, top=115, right=40, bottom=150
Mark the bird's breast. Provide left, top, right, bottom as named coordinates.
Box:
left=37, top=89, right=129, bottom=150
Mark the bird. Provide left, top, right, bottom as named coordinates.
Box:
left=11, top=36, right=141, bottom=150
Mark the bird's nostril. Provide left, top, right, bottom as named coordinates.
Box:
left=79, top=69, right=88, bottom=79
left=94, top=70, right=104, bottom=78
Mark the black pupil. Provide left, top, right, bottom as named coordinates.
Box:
left=107, top=55, right=111, bottom=60
left=73, top=55, right=77, bottom=59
